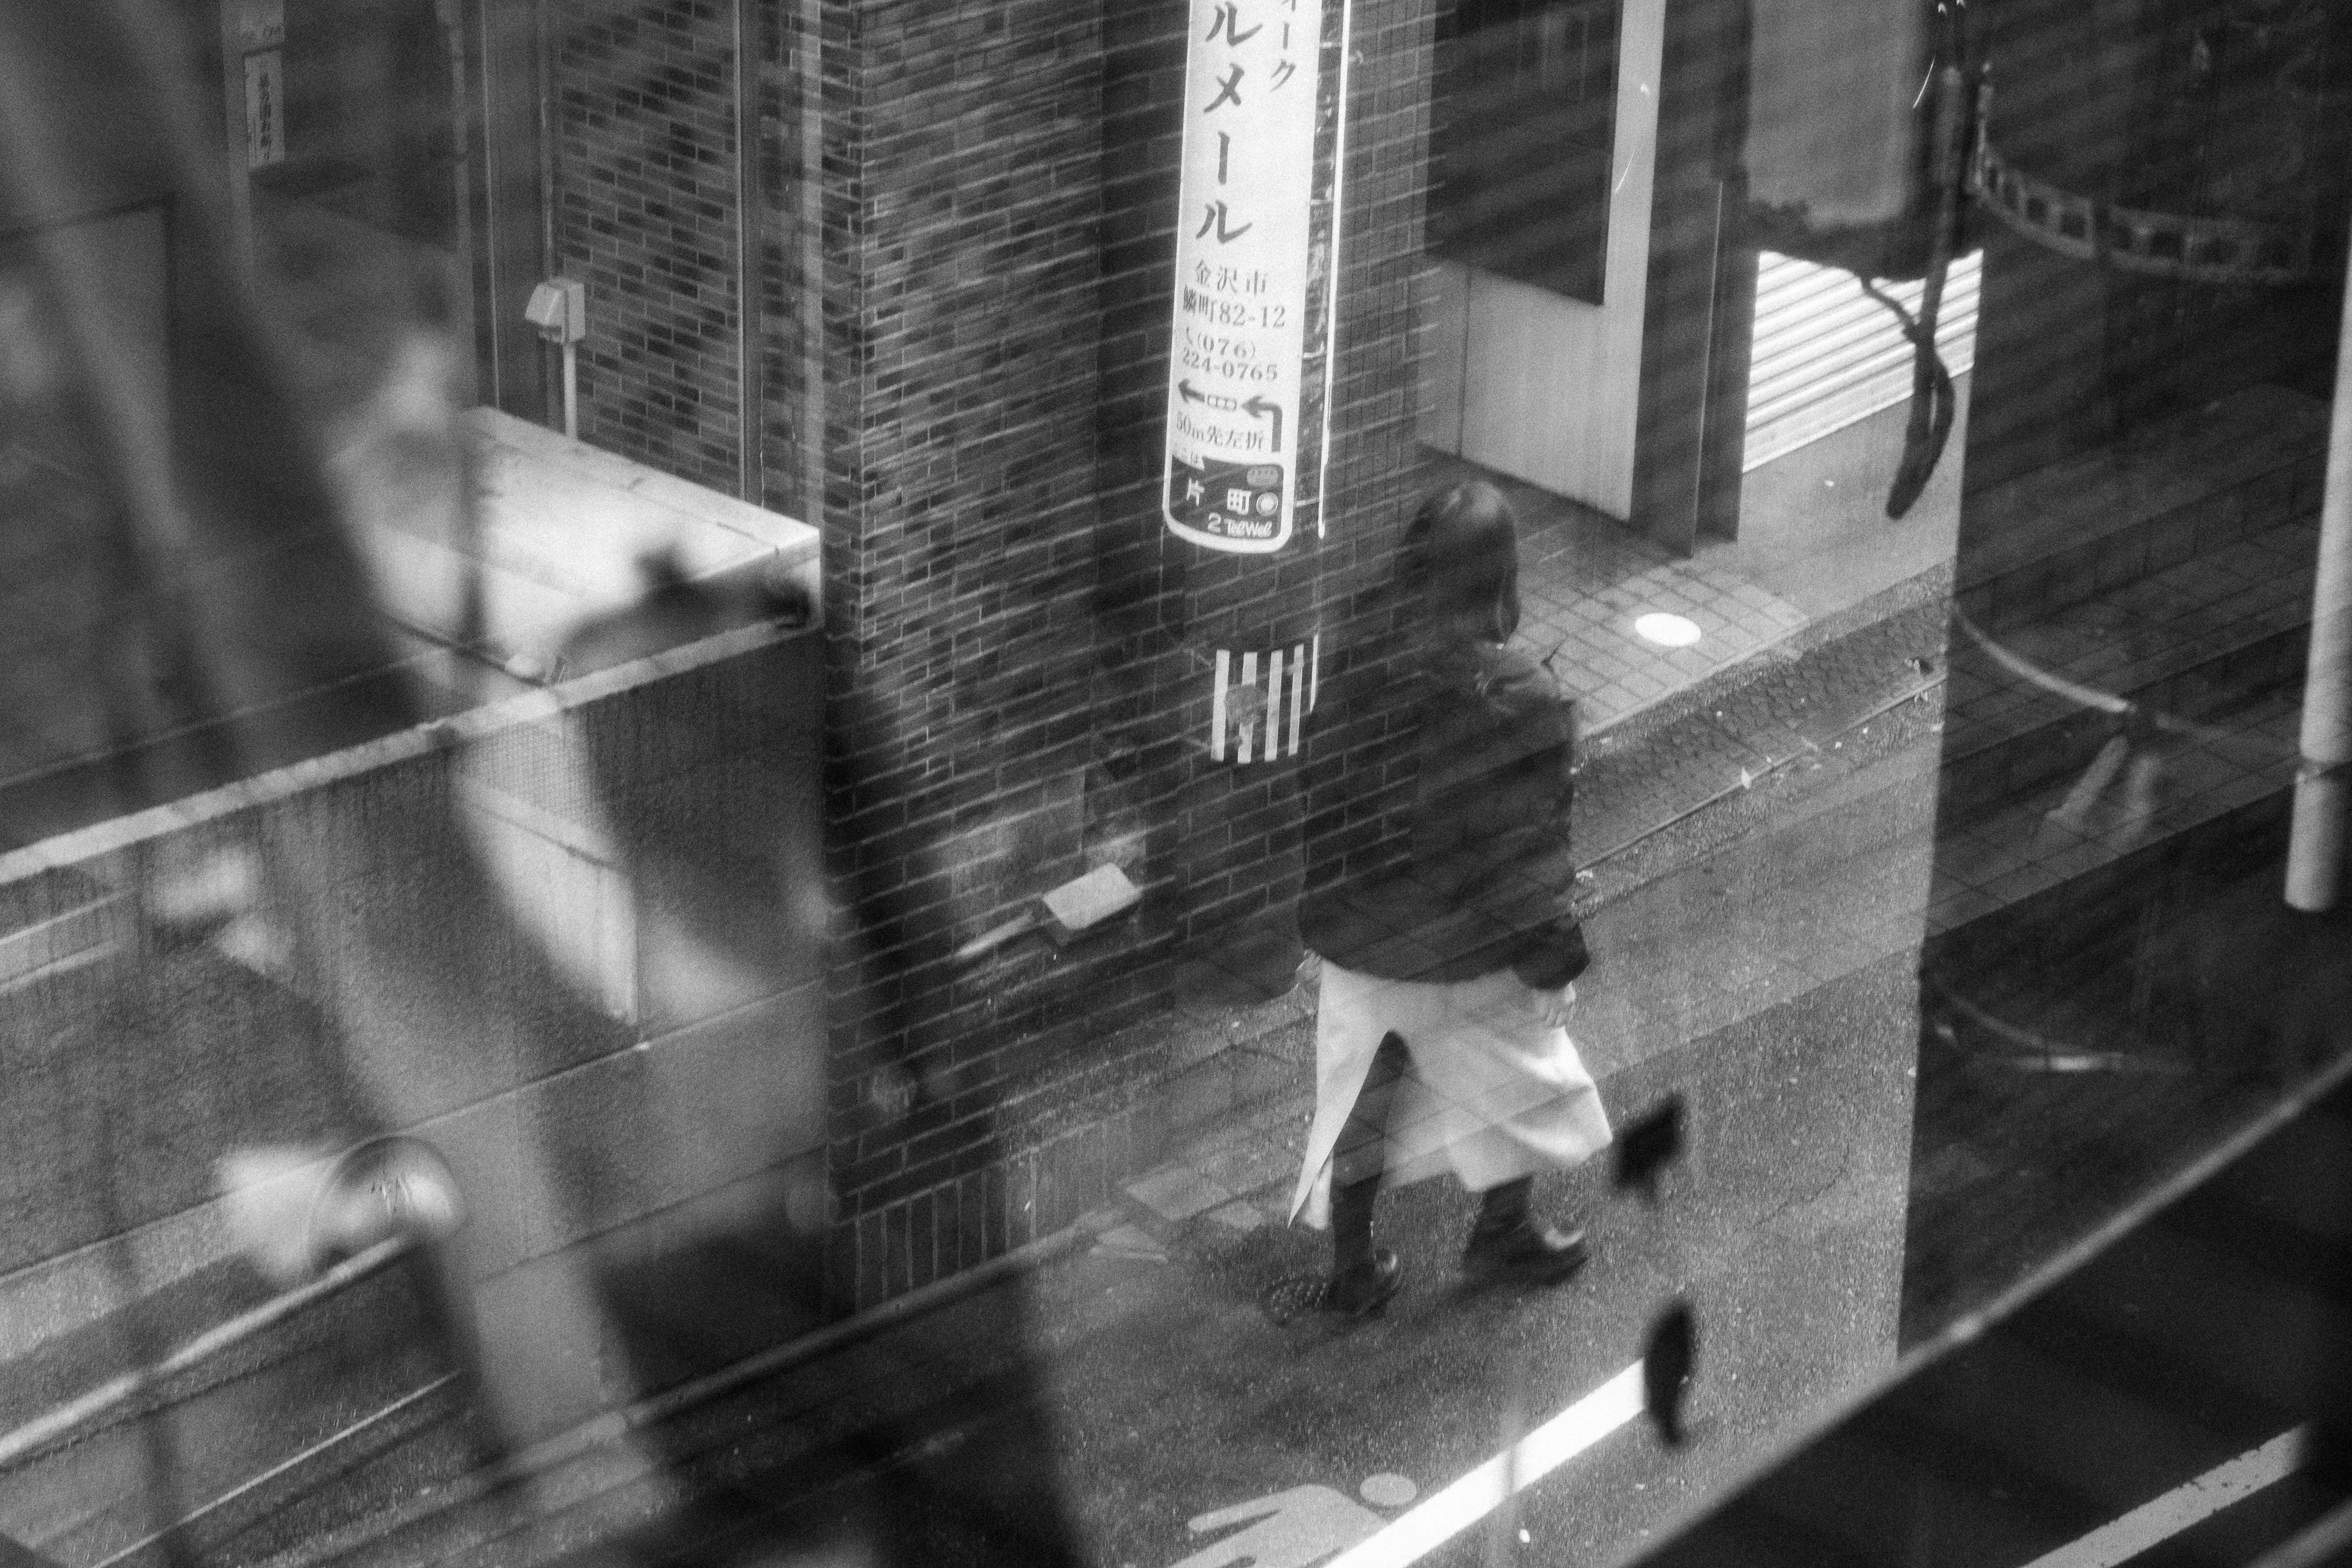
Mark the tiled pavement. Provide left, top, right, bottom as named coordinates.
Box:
left=1423, top=455, right=1814, bottom=731
left=1523, top=557, right=1811, bottom=731
left=1099, top=1091, right=1316, bottom=1244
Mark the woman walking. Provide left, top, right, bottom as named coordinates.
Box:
left=1292, top=480, right=1612, bottom=1314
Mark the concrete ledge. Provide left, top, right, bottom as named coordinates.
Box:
left=0, top=620, right=815, bottom=892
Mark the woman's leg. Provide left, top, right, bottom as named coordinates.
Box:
left=1463, top=1175, right=1588, bottom=1285
left=1326, top=1032, right=1408, bottom=1313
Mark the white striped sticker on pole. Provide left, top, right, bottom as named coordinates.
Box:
left=1238, top=651, right=1261, bottom=763
left=1211, top=648, right=1233, bottom=761
left=1207, top=636, right=1319, bottom=763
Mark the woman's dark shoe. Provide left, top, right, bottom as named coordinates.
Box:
left=1324, top=1248, right=1405, bottom=1315
left=1461, top=1215, right=1589, bottom=1286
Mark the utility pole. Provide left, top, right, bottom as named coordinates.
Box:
left=2285, top=214, right=2352, bottom=913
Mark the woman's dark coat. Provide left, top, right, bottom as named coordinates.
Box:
left=1300, top=637, right=1589, bottom=990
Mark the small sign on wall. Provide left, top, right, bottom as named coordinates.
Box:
left=1163, top=0, right=1349, bottom=555
left=244, top=48, right=285, bottom=168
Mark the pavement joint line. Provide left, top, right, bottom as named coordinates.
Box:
left=2018, top=1427, right=2307, bottom=1568
left=1321, top=1362, right=1647, bottom=1568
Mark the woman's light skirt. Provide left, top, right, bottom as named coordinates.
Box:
left=1289, top=962, right=1613, bottom=1228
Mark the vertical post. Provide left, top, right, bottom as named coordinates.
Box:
left=467, top=0, right=551, bottom=418
left=796, top=0, right=826, bottom=526
left=1160, top=0, right=1350, bottom=996
left=216, top=0, right=285, bottom=276
left=439, top=0, right=481, bottom=405
left=734, top=0, right=764, bottom=504
left=535, top=0, right=562, bottom=431
left=562, top=337, right=578, bottom=440
left=2285, top=233, right=2352, bottom=912
left=219, top=2, right=252, bottom=270
left=1631, top=0, right=1752, bottom=551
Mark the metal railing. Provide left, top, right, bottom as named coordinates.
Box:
left=0, top=1238, right=417, bottom=1476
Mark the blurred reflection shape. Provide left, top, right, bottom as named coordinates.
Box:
left=0, top=4, right=1080, bottom=1564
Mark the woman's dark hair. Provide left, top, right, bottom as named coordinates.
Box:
left=1398, top=480, right=1523, bottom=645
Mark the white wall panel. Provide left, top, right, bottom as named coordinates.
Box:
left=1427, top=0, right=1664, bottom=520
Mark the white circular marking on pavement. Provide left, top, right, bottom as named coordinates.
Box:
left=1359, top=1474, right=1418, bottom=1509
left=1634, top=612, right=1703, bottom=648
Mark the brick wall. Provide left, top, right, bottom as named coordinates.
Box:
left=539, top=0, right=1436, bottom=1313
left=810, top=0, right=1436, bottom=1313
left=1091, top=0, right=1439, bottom=933
left=803, top=0, right=1131, bottom=1313
left=1298, top=0, right=1443, bottom=904
left=554, top=0, right=757, bottom=494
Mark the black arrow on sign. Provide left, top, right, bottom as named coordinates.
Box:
left=1178, top=379, right=1206, bottom=405
left=1243, top=394, right=1283, bottom=453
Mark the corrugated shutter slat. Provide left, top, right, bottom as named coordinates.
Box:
left=1743, top=249, right=1981, bottom=472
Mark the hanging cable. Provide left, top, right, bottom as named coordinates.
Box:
left=1879, top=18, right=1970, bottom=520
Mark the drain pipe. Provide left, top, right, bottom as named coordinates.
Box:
left=2286, top=232, right=2352, bottom=912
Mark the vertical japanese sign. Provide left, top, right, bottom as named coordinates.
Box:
left=1164, top=0, right=1347, bottom=554
left=244, top=50, right=285, bottom=168
left=236, top=0, right=287, bottom=170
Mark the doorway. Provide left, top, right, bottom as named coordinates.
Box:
left=1422, top=0, right=1663, bottom=522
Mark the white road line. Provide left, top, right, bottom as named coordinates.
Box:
left=1323, top=1363, right=1646, bottom=1568
left=2021, top=1428, right=2307, bottom=1568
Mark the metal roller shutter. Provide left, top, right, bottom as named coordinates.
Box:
left=1742, top=247, right=1980, bottom=472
